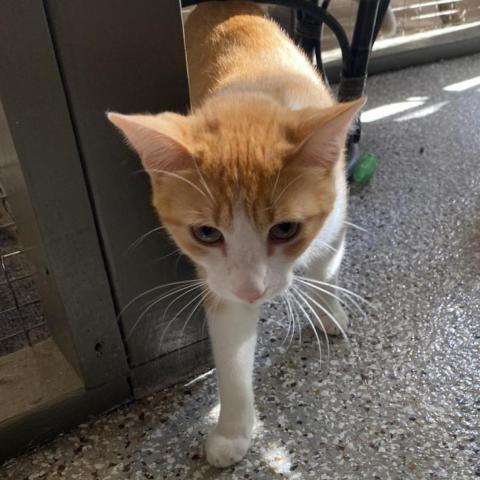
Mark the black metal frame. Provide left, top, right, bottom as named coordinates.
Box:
left=182, top=0, right=390, bottom=177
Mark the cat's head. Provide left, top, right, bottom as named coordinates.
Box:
left=108, top=95, right=363, bottom=305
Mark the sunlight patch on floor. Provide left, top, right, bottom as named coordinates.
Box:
left=206, top=402, right=220, bottom=422
left=394, top=101, right=448, bottom=122
left=361, top=99, right=426, bottom=123
left=443, top=75, right=480, bottom=92
left=183, top=368, right=215, bottom=388
left=261, top=444, right=301, bottom=478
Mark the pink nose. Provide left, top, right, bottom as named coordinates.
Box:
left=234, top=287, right=265, bottom=304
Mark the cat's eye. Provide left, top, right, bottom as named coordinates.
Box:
left=191, top=225, right=224, bottom=245
left=269, top=222, right=301, bottom=242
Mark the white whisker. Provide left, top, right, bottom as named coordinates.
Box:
left=290, top=290, right=324, bottom=361
left=316, top=239, right=337, bottom=253
left=117, top=279, right=204, bottom=321
left=153, top=249, right=182, bottom=264
left=344, top=220, right=368, bottom=233
left=125, top=225, right=166, bottom=254
left=270, top=169, right=283, bottom=202
left=281, top=297, right=293, bottom=347
left=296, top=276, right=373, bottom=308
left=159, top=287, right=208, bottom=347
left=174, top=250, right=184, bottom=276
left=146, top=168, right=211, bottom=201
left=272, top=173, right=305, bottom=206
left=126, top=282, right=204, bottom=339
left=285, top=295, right=296, bottom=350
left=302, top=281, right=367, bottom=322
left=299, top=288, right=349, bottom=343
left=294, top=276, right=367, bottom=321
left=180, top=289, right=210, bottom=337
left=292, top=287, right=330, bottom=350
left=193, top=159, right=216, bottom=204
left=160, top=282, right=207, bottom=325
left=287, top=293, right=301, bottom=348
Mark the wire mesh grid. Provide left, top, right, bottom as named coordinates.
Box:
left=391, top=0, right=479, bottom=34
left=0, top=183, right=49, bottom=357
left=314, top=0, right=480, bottom=51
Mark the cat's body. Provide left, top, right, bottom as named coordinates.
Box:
left=109, top=1, right=364, bottom=468
left=185, top=2, right=332, bottom=109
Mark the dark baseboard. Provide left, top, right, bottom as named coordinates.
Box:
left=0, top=377, right=131, bottom=464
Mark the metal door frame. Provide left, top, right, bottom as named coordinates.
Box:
left=0, top=0, right=203, bottom=460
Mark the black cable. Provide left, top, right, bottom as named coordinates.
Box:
left=316, top=0, right=331, bottom=86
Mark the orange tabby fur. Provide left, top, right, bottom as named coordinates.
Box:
left=185, top=2, right=332, bottom=109
left=147, top=97, right=342, bottom=265
left=109, top=2, right=363, bottom=268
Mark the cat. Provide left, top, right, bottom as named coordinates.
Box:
left=108, top=0, right=364, bottom=468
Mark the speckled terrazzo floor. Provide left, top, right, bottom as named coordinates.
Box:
left=2, top=54, right=480, bottom=480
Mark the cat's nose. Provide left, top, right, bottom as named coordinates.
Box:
left=234, top=287, right=265, bottom=304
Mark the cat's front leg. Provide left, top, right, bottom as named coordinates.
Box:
left=205, top=300, right=258, bottom=468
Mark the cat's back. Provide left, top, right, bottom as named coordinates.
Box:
left=184, top=1, right=332, bottom=108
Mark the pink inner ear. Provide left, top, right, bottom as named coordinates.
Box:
left=291, top=98, right=366, bottom=170
left=295, top=135, right=343, bottom=169
left=140, top=132, right=194, bottom=175
left=107, top=112, right=194, bottom=174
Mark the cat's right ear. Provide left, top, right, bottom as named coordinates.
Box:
left=107, top=112, right=194, bottom=175
left=290, top=97, right=366, bottom=170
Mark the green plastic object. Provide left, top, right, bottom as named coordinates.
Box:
left=352, top=153, right=378, bottom=185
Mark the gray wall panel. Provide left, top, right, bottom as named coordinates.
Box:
left=44, top=0, right=208, bottom=370
left=0, top=0, right=128, bottom=387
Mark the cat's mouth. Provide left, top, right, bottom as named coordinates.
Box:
left=222, top=284, right=290, bottom=306
left=215, top=288, right=268, bottom=306
left=206, top=273, right=292, bottom=306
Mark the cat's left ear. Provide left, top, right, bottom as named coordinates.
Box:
left=291, top=97, right=366, bottom=169
left=107, top=111, right=194, bottom=176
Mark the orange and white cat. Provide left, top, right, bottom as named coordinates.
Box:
left=109, top=1, right=364, bottom=468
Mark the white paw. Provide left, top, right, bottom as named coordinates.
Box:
left=319, top=304, right=349, bottom=336
left=205, top=431, right=251, bottom=468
